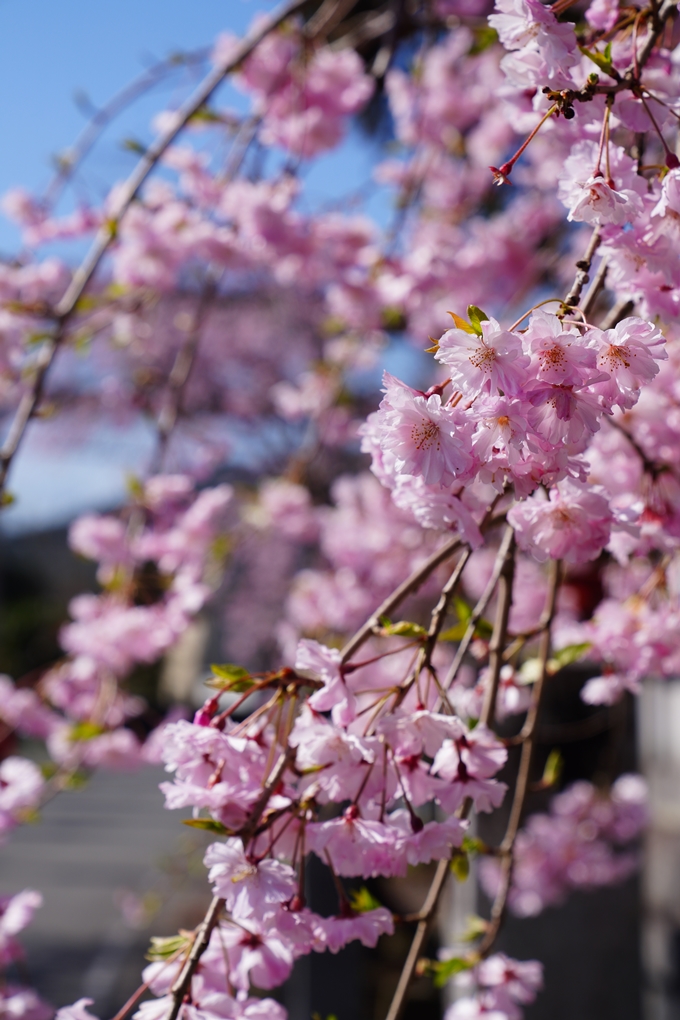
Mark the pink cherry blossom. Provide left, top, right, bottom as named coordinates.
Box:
left=314, top=908, right=394, bottom=953
left=204, top=839, right=297, bottom=916
left=0, top=891, right=42, bottom=966
left=508, top=479, right=615, bottom=564
left=294, top=639, right=356, bottom=726
left=435, top=318, right=530, bottom=397
left=376, top=374, right=473, bottom=486
left=1, top=986, right=53, bottom=1020
left=558, top=142, right=644, bottom=226
left=589, top=316, right=666, bottom=409
left=56, top=1002, right=100, bottom=1020
left=211, top=919, right=295, bottom=992
left=0, top=758, right=45, bottom=839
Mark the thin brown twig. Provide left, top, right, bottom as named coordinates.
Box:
left=439, top=523, right=516, bottom=700
left=476, top=558, right=561, bottom=957
left=389, top=547, right=472, bottom=716
left=480, top=532, right=516, bottom=727
left=384, top=531, right=517, bottom=1020
left=150, top=275, right=219, bottom=474
left=165, top=895, right=225, bottom=1020
left=579, top=256, right=608, bottom=318
left=600, top=297, right=634, bottom=329
left=304, top=0, right=361, bottom=37
left=44, top=48, right=212, bottom=211
left=237, top=744, right=297, bottom=847
left=340, top=536, right=462, bottom=664
left=384, top=856, right=450, bottom=1020
left=108, top=947, right=187, bottom=1020
left=562, top=229, right=601, bottom=309
left=163, top=743, right=296, bottom=1020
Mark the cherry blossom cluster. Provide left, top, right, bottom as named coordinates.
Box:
left=0, top=476, right=231, bottom=778
left=445, top=953, right=543, bottom=1020
left=362, top=311, right=665, bottom=566
left=480, top=774, right=648, bottom=916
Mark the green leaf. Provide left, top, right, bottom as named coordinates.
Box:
left=126, top=473, right=145, bottom=501
left=450, top=851, right=470, bottom=882
left=470, top=25, right=498, bottom=53
left=63, top=770, right=89, bottom=790
left=542, top=748, right=564, bottom=789
left=69, top=721, right=106, bottom=742
left=460, top=914, right=489, bottom=942
left=474, top=616, right=494, bottom=639
left=146, top=933, right=192, bottom=961
left=381, top=306, right=406, bottom=331
left=206, top=663, right=254, bottom=693
left=26, top=331, right=53, bottom=347
left=453, top=596, right=472, bottom=623
left=182, top=818, right=232, bottom=835
left=189, top=105, right=226, bottom=124
left=462, top=835, right=487, bottom=855
left=467, top=305, right=490, bottom=335
left=349, top=886, right=383, bottom=913
left=439, top=596, right=492, bottom=642
left=578, top=45, right=616, bottom=77
left=0, top=491, right=15, bottom=507
left=121, top=137, right=147, bottom=154
left=378, top=617, right=427, bottom=639
left=431, top=955, right=475, bottom=987
left=15, top=807, right=40, bottom=824
left=551, top=642, right=591, bottom=669
left=439, top=622, right=468, bottom=642
left=299, top=763, right=330, bottom=775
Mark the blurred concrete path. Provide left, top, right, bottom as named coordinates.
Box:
left=1, top=766, right=211, bottom=1018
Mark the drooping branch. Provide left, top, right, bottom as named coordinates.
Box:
left=384, top=856, right=451, bottom=1020
left=150, top=274, right=219, bottom=474
left=340, top=535, right=463, bottom=664
left=383, top=527, right=517, bottom=1020
left=164, top=895, right=225, bottom=1020
left=440, top=523, right=516, bottom=697
left=480, top=531, right=516, bottom=727
left=476, top=558, right=561, bottom=957
left=562, top=228, right=601, bottom=311
left=44, top=48, right=213, bottom=211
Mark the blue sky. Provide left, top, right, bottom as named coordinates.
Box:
left=0, top=0, right=391, bottom=247
left=0, top=0, right=283, bottom=250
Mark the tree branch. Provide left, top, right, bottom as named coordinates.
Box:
left=384, top=856, right=450, bottom=1020
left=150, top=275, right=219, bottom=474
left=476, top=558, right=561, bottom=957
left=480, top=531, right=516, bottom=727
left=340, top=536, right=462, bottom=664
left=164, top=895, right=225, bottom=1020
left=562, top=228, right=601, bottom=310
left=439, top=523, right=515, bottom=698
left=384, top=527, right=516, bottom=1020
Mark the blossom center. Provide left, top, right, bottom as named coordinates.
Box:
left=538, top=345, right=567, bottom=371
left=468, top=344, right=497, bottom=374
left=600, top=345, right=631, bottom=369
left=410, top=418, right=441, bottom=451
